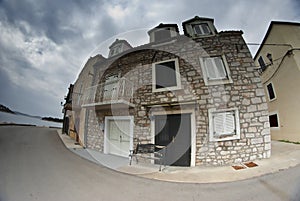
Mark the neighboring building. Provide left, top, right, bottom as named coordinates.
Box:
left=62, top=55, right=105, bottom=145
left=254, top=21, right=300, bottom=142
left=67, top=16, right=271, bottom=167
left=62, top=84, right=73, bottom=135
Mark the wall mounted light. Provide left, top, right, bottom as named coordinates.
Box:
left=266, top=53, right=273, bottom=64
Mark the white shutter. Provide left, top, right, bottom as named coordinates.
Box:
left=214, top=57, right=227, bottom=79
left=204, top=57, right=227, bottom=80
left=204, top=58, right=218, bottom=79
left=213, top=112, right=235, bottom=136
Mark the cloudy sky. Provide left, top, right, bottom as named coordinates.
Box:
left=0, top=0, right=299, bottom=118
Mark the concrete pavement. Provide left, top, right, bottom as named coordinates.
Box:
left=57, top=129, right=300, bottom=183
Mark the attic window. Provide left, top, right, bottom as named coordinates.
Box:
left=209, top=108, right=240, bottom=142
left=109, top=44, right=123, bottom=57
left=192, top=23, right=211, bottom=35
left=154, top=29, right=171, bottom=42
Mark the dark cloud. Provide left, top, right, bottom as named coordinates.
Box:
left=0, top=0, right=299, bottom=117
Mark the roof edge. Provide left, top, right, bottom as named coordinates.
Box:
left=254, top=21, right=300, bottom=60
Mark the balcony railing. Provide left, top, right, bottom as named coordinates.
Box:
left=82, top=78, right=134, bottom=108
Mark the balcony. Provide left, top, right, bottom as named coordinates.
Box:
left=82, top=78, right=135, bottom=110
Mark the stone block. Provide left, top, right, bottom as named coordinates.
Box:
left=256, top=89, right=265, bottom=97
left=251, top=138, right=263, bottom=145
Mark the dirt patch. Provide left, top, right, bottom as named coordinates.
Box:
left=232, top=165, right=246, bottom=170
left=244, top=162, right=258, bottom=168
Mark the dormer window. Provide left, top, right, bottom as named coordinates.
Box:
left=148, top=23, right=179, bottom=43
left=108, top=39, right=132, bottom=58
left=182, top=16, right=217, bottom=38
left=154, top=29, right=171, bottom=42
left=192, top=23, right=212, bottom=36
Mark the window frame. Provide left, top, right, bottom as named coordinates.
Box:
left=208, top=108, right=240, bottom=142
left=192, top=23, right=212, bottom=36
left=152, top=58, right=182, bottom=92
left=266, top=82, right=277, bottom=102
left=199, top=55, right=233, bottom=86
left=186, top=21, right=216, bottom=38
left=269, top=111, right=280, bottom=130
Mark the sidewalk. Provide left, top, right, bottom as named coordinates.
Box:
left=57, top=130, right=300, bottom=183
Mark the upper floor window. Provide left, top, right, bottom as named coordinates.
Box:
left=199, top=55, right=233, bottom=86
left=266, top=82, right=276, bottom=101
left=152, top=58, right=181, bottom=92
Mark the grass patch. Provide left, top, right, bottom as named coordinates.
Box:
left=278, top=140, right=300, bottom=145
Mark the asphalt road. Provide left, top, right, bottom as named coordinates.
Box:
left=0, top=126, right=299, bottom=201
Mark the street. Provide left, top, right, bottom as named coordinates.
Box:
left=0, top=126, right=299, bottom=201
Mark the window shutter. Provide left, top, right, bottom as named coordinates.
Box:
left=214, top=57, right=227, bottom=79
left=204, top=58, right=217, bottom=79
left=201, top=23, right=211, bottom=34
left=204, top=57, right=227, bottom=80
left=213, top=112, right=235, bottom=136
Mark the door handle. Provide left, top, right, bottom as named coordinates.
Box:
left=172, top=136, right=175, bottom=143
left=120, top=135, right=122, bottom=142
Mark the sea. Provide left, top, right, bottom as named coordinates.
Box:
left=0, top=111, right=62, bottom=128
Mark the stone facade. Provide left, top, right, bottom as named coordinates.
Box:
left=79, top=17, right=271, bottom=166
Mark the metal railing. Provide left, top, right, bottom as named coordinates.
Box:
left=82, top=78, right=134, bottom=105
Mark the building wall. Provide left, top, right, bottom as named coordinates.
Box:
left=255, top=23, right=300, bottom=142
left=87, top=31, right=271, bottom=165
left=72, top=55, right=104, bottom=145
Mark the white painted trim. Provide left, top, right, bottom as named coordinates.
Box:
left=265, top=81, right=277, bottom=102
left=208, top=108, right=240, bottom=142
left=199, top=55, right=233, bottom=86
left=104, top=116, right=134, bottom=156
left=152, top=58, right=182, bottom=92
left=269, top=111, right=280, bottom=130
left=150, top=109, right=196, bottom=167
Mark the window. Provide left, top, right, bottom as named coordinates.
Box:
left=200, top=55, right=233, bottom=86
left=154, top=29, right=171, bottom=42
left=152, top=58, right=181, bottom=92
left=258, top=56, right=266, bottom=72
left=192, top=23, right=211, bottom=36
left=209, top=108, right=240, bottom=142
left=266, top=82, right=276, bottom=101
left=269, top=113, right=279, bottom=128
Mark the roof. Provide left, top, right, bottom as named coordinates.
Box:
left=109, top=39, right=133, bottom=49
left=254, top=21, right=300, bottom=60
left=182, top=16, right=215, bottom=37
left=147, top=23, right=179, bottom=35
left=182, top=16, right=214, bottom=26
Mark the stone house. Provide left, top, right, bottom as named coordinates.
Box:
left=76, top=16, right=271, bottom=166
left=254, top=21, right=300, bottom=142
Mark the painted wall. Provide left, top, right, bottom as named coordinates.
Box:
left=255, top=23, right=300, bottom=142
